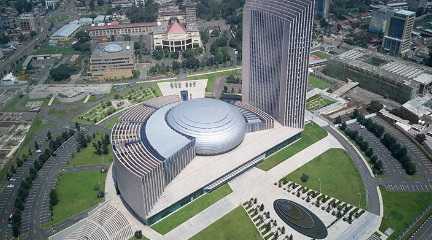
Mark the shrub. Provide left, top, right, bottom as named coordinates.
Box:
left=300, top=173, right=309, bottom=183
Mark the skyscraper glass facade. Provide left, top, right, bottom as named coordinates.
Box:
left=242, top=0, right=315, bottom=128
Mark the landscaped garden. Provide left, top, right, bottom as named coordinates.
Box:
left=311, top=51, right=331, bottom=60
left=67, top=134, right=112, bottom=167
left=77, top=86, right=158, bottom=124
left=308, top=75, right=331, bottom=90
left=122, top=86, right=157, bottom=103
left=77, top=101, right=117, bottom=124
left=380, top=189, right=432, bottom=240
left=152, top=184, right=233, bottom=234
left=190, top=206, right=262, bottom=240
left=280, top=148, right=367, bottom=208
left=257, top=123, right=328, bottom=171
left=306, top=94, right=336, bottom=111
left=50, top=170, right=106, bottom=225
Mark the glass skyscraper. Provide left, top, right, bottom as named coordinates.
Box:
left=242, top=0, right=315, bottom=128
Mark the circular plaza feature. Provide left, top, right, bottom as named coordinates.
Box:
left=166, top=98, right=247, bottom=155
left=273, top=199, right=328, bottom=239
left=103, top=43, right=123, bottom=53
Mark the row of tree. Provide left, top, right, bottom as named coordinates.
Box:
left=12, top=129, right=75, bottom=237
left=349, top=111, right=416, bottom=175
left=340, top=124, right=384, bottom=175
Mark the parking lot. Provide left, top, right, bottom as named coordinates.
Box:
left=373, top=117, right=432, bottom=179
left=349, top=123, right=407, bottom=178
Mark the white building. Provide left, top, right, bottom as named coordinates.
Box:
left=153, top=19, right=202, bottom=52
left=45, top=0, right=59, bottom=10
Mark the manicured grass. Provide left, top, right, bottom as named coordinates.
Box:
left=52, top=170, right=106, bottom=225
left=311, top=51, right=331, bottom=59
left=152, top=184, right=233, bottom=234
left=306, top=94, right=336, bottom=111
left=280, top=148, right=367, bottom=208
left=67, top=135, right=112, bottom=167
left=187, top=69, right=241, bottom=92
left=380, top=190, right=432, bottom=240
left=190, top=206, right=262, bottom=240
left=102, top=115, right=120, bottom=130
left=1, top=95, right=29, bottom=112
left=257, top=123, right=328, bottom=171
left=308, top=75, right=331, bottom=90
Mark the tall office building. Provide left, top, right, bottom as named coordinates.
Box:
left=315, top=0, right=330, bottom=19
left=242, top=0, right=315, bottom=128
left=382, top=10, right=416, bottom=56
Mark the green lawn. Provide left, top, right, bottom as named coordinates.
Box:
left=1, top=95, right=30, bottom=112
left=187, top=69, right=241, bottom=92
left=190, top=206, right=262, bottom=240
left=280, top=148, right=366, bottom=208
left=380, top=190, right=432, bottom=240
left=257, top=123, right=328, bottom=171
left=308, top=75, right=331, bottom=90
left=306, top=95, right=336, bottom=111
left=152, top=184, right=233, bottom=234
left=67, top=135, right=112, bottom=167
left=101, top=115, right=120, bottom=130
left=311, top=51, right=331, bottom=59
left=51, top=170, right=106, bottom=225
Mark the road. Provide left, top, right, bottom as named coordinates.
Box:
left=0, top=0, right=77, bottom=78
left=324, top=126, right=381, bottom=215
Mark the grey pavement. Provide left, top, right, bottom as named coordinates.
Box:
left=410, top=216, right=432, bottom=240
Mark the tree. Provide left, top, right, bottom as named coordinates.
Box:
left=0, top=32, right=10, bottom=44
left=50, top=64, right=77, bottom=81
left=200, top=29, right=210, bottom=45
left=367, top=100, right=384, bottom=113
left=300, top=173, right=309, bottom=183
left=416, top=134, right=426, bottom=144
left=15, top=0, right=32, bottom=13
left=127, top=0, right=159, bottom=23
left=134, top=230, right=143, bottom=239
left=50, top=189, right=59, bottom=207
left=47, top=131, right=52, bottom=141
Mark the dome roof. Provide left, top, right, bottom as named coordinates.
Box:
left=104, top=43, right=123, bottom=53
left=166, top=98, right=246, bottom=155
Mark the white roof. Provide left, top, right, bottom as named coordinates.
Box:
left=52, top=21, right=82, bottom=37
left=414, top=73, right=432, bottom=85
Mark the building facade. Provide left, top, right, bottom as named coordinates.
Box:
left=88, top=22, right=156, bottom=42
left=369, top=7, right=393, bottom=34
left=242, top=0, right=315, bottom=128
left=89, top=41, right=135, bottom=80
left=315, top=0, right=330, bottom=19
left=153, top=19, right=202, bottom=52
left=383, top=10, right=415, bottom=56
left=325, top=48, right=432, bottom=104
left=45, top=0, right=59, bottom=9
left=18, top=14, right=36, bottom=33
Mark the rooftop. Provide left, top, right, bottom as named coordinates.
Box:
left=145, top=103, right=192, bottom=159
left=52, top=20, right=82, bottom=38
left=92, top=41, right=133, bottom=58
left=334, top=48, right=432, bottom=86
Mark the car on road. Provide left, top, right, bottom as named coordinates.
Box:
left=6, top=184, right=14, bottom=188
left=9, top=178, right=16, bottom=182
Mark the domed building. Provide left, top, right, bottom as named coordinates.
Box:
left=89, top=41, right=135, bottom=81
left=111, top=95, right=302, bottom=223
